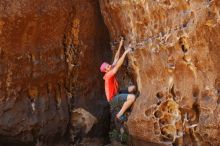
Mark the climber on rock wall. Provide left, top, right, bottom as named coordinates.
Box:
left=100, top=37, right=136, bottom=122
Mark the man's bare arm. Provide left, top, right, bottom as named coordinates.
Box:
left=112, top=48, right=131, bottom=74
left=112, top=37, right=124, bottom=65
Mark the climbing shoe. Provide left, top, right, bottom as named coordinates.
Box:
left=116, top=115, right=127, bottom=123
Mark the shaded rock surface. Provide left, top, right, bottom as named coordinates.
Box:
left=0, top=0, right=72, bottom=144
left=0, top=0, right=111, bottom=145
left=64, top=0, right=111, bottom=144
left=100, top=0, right=220, bottom=145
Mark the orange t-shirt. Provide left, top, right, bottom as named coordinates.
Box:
left=103, top=70, right=118, bottom=102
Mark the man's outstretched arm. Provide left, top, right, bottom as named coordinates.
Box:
left=112, top=37, right=124, bottom=66
left=112, top=48, right=131, bottom=74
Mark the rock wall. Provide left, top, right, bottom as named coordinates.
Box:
left=0, top=0, right=72, bottom=144
left=100, top=0, right=220, bottom=145
left=2, top=0, right=220, bottom=145
left=65, top=0, right=111, bottom=143
left=0, top=0, right=111, bottom=145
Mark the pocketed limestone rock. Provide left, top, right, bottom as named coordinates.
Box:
left=100, top=0, right=220, bottom=145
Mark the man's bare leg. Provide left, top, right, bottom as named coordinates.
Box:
left=128, top=85, right=136, bottom=93
left=116, top=94, right=136, bottom=119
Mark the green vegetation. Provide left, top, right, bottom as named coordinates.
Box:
left=109, top=128, right=128, bottom=145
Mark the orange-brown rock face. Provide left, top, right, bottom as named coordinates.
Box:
left=0, top=0, right=111, bottom=145
left=0, top=0, right=72, bottom=144
left=100, top=0, right=220, bottom=145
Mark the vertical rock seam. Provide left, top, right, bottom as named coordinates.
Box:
left=64, top=0, right=112, bottom=145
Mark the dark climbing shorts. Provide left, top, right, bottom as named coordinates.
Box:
left=109, top=93, right=128, bottom=113
left=118, top=88, right=129, bottom=94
